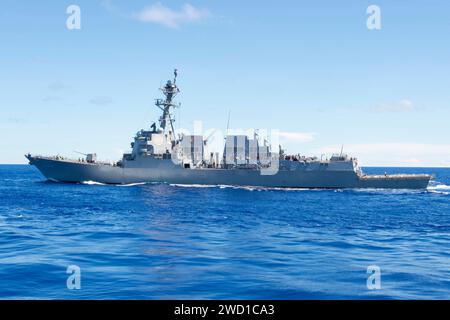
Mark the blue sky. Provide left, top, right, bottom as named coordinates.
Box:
left=1, top=0, right=450, bottom=166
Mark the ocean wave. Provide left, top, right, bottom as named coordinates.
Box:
left=3, top=165, right=450, bottom=299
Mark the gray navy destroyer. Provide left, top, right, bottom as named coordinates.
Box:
left=27, top=70, right=431, bottom=189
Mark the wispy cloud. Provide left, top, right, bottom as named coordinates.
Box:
left=7, top=117, right=27, bottom=124
left=371, top=99, right=415, bottom=113
left=48, top=81, right=68, bottom=92
left=42, top=96, right=62, bottom=102
left=276, top=131, right=315, bottom=155
left=134, top=2, right=210, bottom=29
left=90, top=96, right=113, bottom=106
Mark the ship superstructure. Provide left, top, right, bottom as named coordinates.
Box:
left=26, top=70, right=432, bottom=189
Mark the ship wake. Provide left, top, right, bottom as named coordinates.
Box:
left=80, top=181, right=149, bottom=187
left=171, top=183, right=314, bottom=192
left=427, top=181, right=450, bottom=195
left=70, top=180, right=450, bottom=195
left=81, top=180, right=107, bottom=186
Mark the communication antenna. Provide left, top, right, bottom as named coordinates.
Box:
left=226, top=110, right=231, bottom=136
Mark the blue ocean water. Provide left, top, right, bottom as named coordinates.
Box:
left=0, top=165, right=449, bottom=299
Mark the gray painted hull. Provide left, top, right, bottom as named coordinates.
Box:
left=27, top=156, right=431, bottom=189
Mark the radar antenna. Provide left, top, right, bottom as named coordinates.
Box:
left=155, top=69, right=180, bottom=142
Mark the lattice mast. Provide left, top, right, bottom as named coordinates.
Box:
left=155, top=69, right=180, bottom=143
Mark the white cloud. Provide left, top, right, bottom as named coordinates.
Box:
left=316, top=143, right=450, bottom=167
left=279, top=131, right=315, bottom=143
left=371, top=99, right=415, bottom=113
left=134, top=2, right=210, bottom=28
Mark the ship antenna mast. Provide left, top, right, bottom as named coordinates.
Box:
left=226, top=110, right=231, bottom=135
left=155, top=69, right=180, bottom=142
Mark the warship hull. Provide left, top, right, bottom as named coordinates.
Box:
left=26, top=71, right=433, bottom=190
left=27, top=156, right=431, bottom=189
